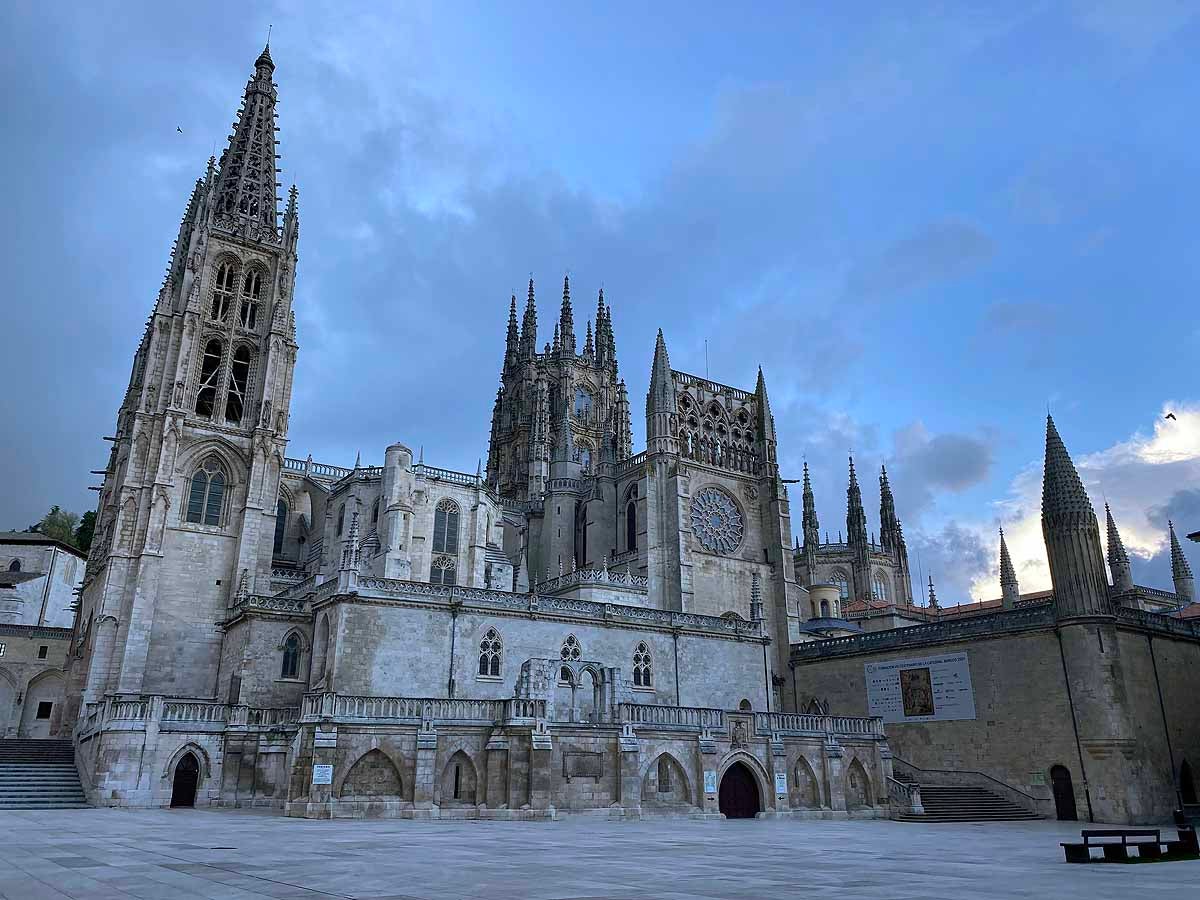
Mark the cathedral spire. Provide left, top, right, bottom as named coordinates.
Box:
left=646, top=329, right=678, bottom=456
left=927, top=575, right=939, bottom=610
left=505, top=294, right=520, bottom=368
left=879, top=464, right=901, bottom=554
left=999, top=527, right=1019, bottom=609
left=606, top=302, right=619, bottom=374
left=594, top=289, right=608, bottom=366
left=847, top=456, right=871, bottom=603
left=583, top=319, right=594, bottom=358
left=212, top=44, right=282, bottom=237
left=520, top=278, right=537, bottom=358
left=1169, top=520, right=1195, bottom=603
left=754, top=367, right=776, bottom=443
left=1105, top=503, right=1133, bottom=594
left=559, top=275, right=575, bottom=356
left=800, top=461, right=820, bottom=586
left=1041, top=415, right=1111, bottom=618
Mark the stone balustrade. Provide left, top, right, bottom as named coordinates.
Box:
left=621, top=702, right=725, bottom=730
left=754, top=711, right=885, bottom=738
left=77, top=695, right=299, bottom=738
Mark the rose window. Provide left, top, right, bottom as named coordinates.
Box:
left=690, top=487, right=744, bottom=554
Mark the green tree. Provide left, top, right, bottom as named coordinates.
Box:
left=35, top=505, right=81, bottom=546
left=74, top=510, right=96, bottom=554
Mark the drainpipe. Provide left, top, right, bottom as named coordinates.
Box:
left=1055, top=627, right=1095, bottom=823
left=447, top=590, right=459, bottom=699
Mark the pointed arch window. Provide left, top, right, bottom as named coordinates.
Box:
left=872, top=573, right=889, bottom=604
left=195, top=339, right=224, bottom=417
left=273, top=498, right=288, bottom=555
left=8, top=559, right=20, bottom=572
left=372, top=498, right=380, bottom=526
left=224, top=345, right=252, bottom=425
left=336, top=503, right=345, bottom=537
left=240, top=270, right=263, bottom=330
left=431, top=555, right=456, bottom=586
left=478, top=627, right=502, bottom=677
left=633, top=641, right=652, bottom=688
left=626, top=500, right=637, bottom=552
left=433, top=499, right=460, bottom=554
left=185, top=458, right=225, bottom=526
left=559, top=634, right=582, bottom=683
left=210, top=263, right=236, bottom=321
left=281, top=633, right=302, bottom=680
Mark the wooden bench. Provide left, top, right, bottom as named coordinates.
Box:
left=1061, top=827, right=1198, bottom=863
left=1061, top=829, right=1160, bottom=863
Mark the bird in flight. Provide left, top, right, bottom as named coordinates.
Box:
left=1165, top=412, right=1177, bottom=421
left=177, top=126, right=183, bottom=134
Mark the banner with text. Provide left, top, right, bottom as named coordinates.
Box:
left=865, top=652, right=976, bottom=723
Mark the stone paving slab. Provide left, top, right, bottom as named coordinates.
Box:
left=0, top=809, right=1196, bottom=899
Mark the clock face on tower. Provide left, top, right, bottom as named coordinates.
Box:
left=690, top=487, right=744, bottom=555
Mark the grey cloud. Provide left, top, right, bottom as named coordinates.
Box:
left=910, top=521, right=991, bottom=605
left=845, top=221, right=994, bottom=302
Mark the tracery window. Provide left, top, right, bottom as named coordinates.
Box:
left=689, top=487, right=744, bottom=555
left=633, top=641, right=652, bottom=688
left=336, top=503, right=345, bottom=537
left=185, top=458, right=225, bottom=526
left=872, top=574, right=889, bottom=604
left=574, top=386, right=592, bottom=419
left=8, top=559, right=20, bottom=572
left=273, top=498, right=287, bottom=555
left=431, top=555, right=456, bottom=586
left=210, top=263, right=236, bottom=321
left=559, top=634, right=582, bottom=682
left=224, top=345, right=252, bottom=424
left=281, top=633, right=301, bottom=679
left=478, top=627, right=502, bottom=677
left=657, top=756, right=671, bottom=792
left=240, top=270, right=263, bottom=330
left=433, top=499, right=460, bottom=554
left=195, top=339, right=224, bottom=417
left=831, top=573, right=850, bottom=601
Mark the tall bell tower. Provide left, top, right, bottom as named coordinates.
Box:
left=67, top=46, right=300, bottom=711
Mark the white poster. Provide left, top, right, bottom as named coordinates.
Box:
left=865, top=652, right=976, bottom=723
left=312, top=764, right=333, bottom=785
left=704, top=770, right=717, bottom=794
left=774, top=772, right=787, bottom=795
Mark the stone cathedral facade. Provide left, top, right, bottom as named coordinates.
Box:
left=62, top=46, right=1200, bottom=826
left=63, top=47, right=895, bottom=819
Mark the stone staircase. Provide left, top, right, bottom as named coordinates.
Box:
left=0, top=739, right=88, bottom=809
left=892, top=765, right=1040, bottom=823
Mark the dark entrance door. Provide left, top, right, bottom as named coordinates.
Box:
left=171, top=752, right=200, bottom=808
left=718, top=762, right=760, bottom=819
left=1181, top=760, right=1197, bottom=805
left=1050, top=765, right=1077, bottom=821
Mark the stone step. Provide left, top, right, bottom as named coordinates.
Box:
left=0, top=801, right=90, bottom=809
left=0, top=741, right=87, bottom=809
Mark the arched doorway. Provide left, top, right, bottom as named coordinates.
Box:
left=1181, top=759, right=1197, bottom=805
left=718, top=761, right=760, bottom=819
left=171, top=752, right=200, bottom=808
left=1050, top=765, right=1077, bottom=821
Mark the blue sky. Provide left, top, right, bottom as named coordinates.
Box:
left=1, top=1, right=1196, bottom=601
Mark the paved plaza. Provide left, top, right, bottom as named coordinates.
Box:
left=0, top=810, right=1195, bottom=900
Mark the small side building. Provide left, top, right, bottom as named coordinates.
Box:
left=0, top=532, right=83, bottom=737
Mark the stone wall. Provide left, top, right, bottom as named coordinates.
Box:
left=0, top=624, right=71, bottom=737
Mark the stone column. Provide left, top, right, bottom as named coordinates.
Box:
left=484, top=730, right=509, bottom=811
left=528, top=719, right=553, bottom=812
left=823, top=737, right=847, bottom=812
left=698, top=728, right=721, bottom=816
left=412, top=718, right=439, bottom=817
left=617, top=723, right=640, bottom=814
left=305, top=724, right=338, bottom=819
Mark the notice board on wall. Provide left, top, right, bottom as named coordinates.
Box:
left=865, top=652, right=976, bottom=724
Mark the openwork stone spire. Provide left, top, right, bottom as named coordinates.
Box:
left=1169, top=521, right=1195, bottom=603
left=1105, top=503, right=1133, bottom=594
left=520, top=278, right=537, bottom=358
left=558, top=275, right=575, bottom=356
left=879, top=464, right=901, bottom=554
left=1041, top=415, right=1111, bottom=618
left=801, top=462, right=820, bottom=549
left=505, top=294, right=519, bottom=368
left=646, top=329, right=678, bottom=456
left=846, top=457, right=868, bottom=546
left=999, top=527, right=1019, bottom=609
left=213, top=44, right=281, bottom=238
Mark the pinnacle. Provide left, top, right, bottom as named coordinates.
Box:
left=255, top=43, right=275, bottom=71
left=999, top=528, right=1018, bottom=585
left=1105, top=503, right=1130, bottom=569
left=1042, top=415, right=1096, bottom=520
left=1169, top=521, right=1194, bottom=579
